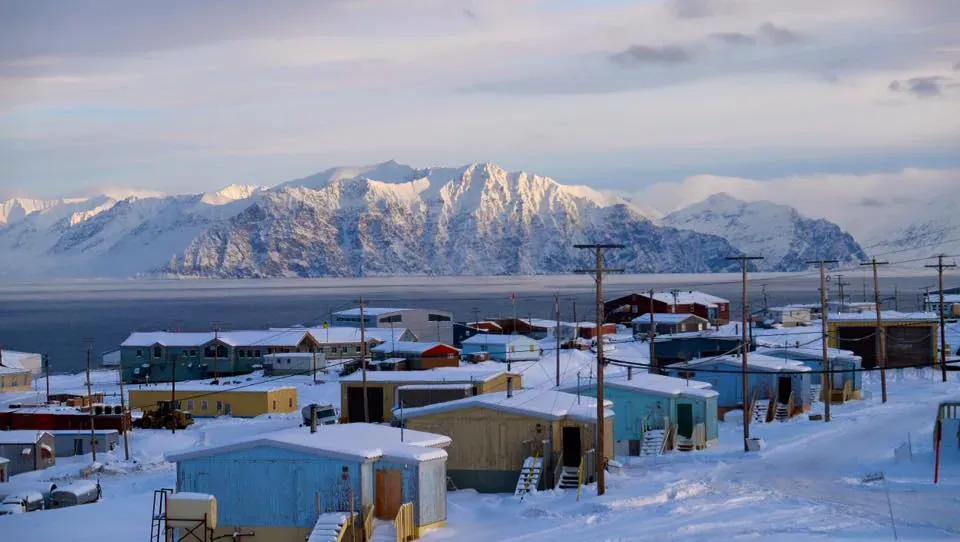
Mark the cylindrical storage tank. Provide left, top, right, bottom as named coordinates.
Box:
left=51, top=481, right=99, bottom=508
left=166, top=493, right=217, bottom=530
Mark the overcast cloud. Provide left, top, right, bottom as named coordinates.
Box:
left=0, top=0, right=958, bottom=197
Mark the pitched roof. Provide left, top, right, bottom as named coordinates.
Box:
left=0, top=431, right=51, bottom=444
left=648, top=291, right=729, bottom=307
left=279, top=327, right=412, bottom=344
left=166, top=423, right=449, bottom=463
left=399, top=389, right=613, bottom=423
left=370, top=342, right=457, bottom=355
left=667, top=354, right=812, bottom=372
left=461, top=334, right=536, bottom=346
left=121, top=330, right=313, bottom=348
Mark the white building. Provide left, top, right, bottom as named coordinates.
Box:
left=332, top=307, right=454, bottom=344
left=0, top=350, right=43, bottom=376
left=263, top=352, right=326, bottom=375
left=760, top=306, right=813, bottom=327
left=460, top=334, right=540, bottom=363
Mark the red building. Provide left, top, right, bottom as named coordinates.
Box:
left=0, top=405, right=130, bottom=433
left=605, top=291, right=730, bottom=325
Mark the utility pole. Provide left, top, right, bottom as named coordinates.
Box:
left=926, top=255, right=957, bottom=383
left=358, top=297, right=369, bottom=423
left=893, top=284, right=900, bottom=312
left=726, top=255, right=764, bottom=452
left=648, top=289, right=657, bottom=374
left=213, top=324, right=220, bottom=382
left=43, top=354, right=51, bottom=403
left=171, top=353, right=177, bottom=434
left=575, top=243, right=624, bottom=497
left=807, top=259, right=839, bottom=422
left=862, top=259, right=890, bottom=403
left=835, top=274, right=850, bottom=314
left=555, top=293, right=561, bottom=387
left=761, top=284, right=768, bottom=312
left=117, top=352, right=131, bottom=460
left=572, top=299, right=578, bottom=341
left=84, top=341, right=97, bottom=463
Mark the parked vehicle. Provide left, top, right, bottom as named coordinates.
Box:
left=0, top=491, right=44, bottom=515
left=50, top=481, right=100, bottom=508
left=301, top=403, right=339, bottom=426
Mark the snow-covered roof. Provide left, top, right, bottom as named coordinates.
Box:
left=341, top=367, right=509, bottom=384
left=648, top=291, right=729, bottom=307
left=168, top=492, right=216, bottom=503
left=755, top=347, right=862, bottom=363
left=167, top=423, right=450, bottom=464
left=0, top=431, right=50, bottom=444
left=828, top=311, right=939, bottom=323
left=399, top=389, right=613, bottom=423
left=467, top=321, right=502, bottom=330
left=130, top=382, right=296, bottom=393
left=0, top=364, right=31, bottom=375
left=630, top=313, right=707, bottom=324
left=461, top=334, right=536, bottom=346
left=370, top=341, right=456, bottom=355
left=278, top=327, right=411, bottom=344
left=263, top=352, right=319, bottom=359
left=518, top=318, right=576, bottom=329
left=397, top=383, right=473, bottom=391
left=47, top=429, right=119, bottom=436
left=372, top=358, right=406, bottom=366
left=926, top=294, right=960, bottom=303
left=765, top=306, right=812, bottom=313
left=667, top=353, right=811, bottom=372
left=121, top=329, right=314, bottom=348
left=6, top=405, right=86, bottom=416
left=600, top=373, right=718, bottom=398
left=0, top=350, right=40, bottom=369
left=0, top=457, right=8, bottom=465
left=334, top=307, right=413, bottom=317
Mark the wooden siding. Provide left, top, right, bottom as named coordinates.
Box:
left=0, top=371, right=32, bottom=392
left=177, top=445, right=368, bottom=529
left=828, top=321, right=937, bottom=369
left=129, top=388, right=297, bottom=418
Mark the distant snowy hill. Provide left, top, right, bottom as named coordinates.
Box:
left=663, top=193, right=866, bottom=271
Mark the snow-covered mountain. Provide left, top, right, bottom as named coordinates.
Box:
left=0, top=162, right=744, bottom=279
left=663, top=193, right=867, bottom=271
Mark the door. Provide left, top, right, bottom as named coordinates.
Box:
left=778, top=377, right=792, bottom=404
left=375, top=469, right=403, bottom=520
left=74, top=439, right=84, bottom=455
left=562, top=426, right=582, bottom=467
left=677, top=403, right=694, bottom=438
left=347, top=387, right=385, bottom=423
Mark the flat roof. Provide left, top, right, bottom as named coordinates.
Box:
left=667, top=353, right=812, bottom=372
left=0, top=350, right=40, bottom=369
left=599, top=373, right=718, bottom=398
left=400, top=389, right=613, bottom=423
left=47, top=429, right=119, bottom=436
left=129, top=382, right=296, bottom=393
left=397, top=383, right=473, bottom=391
left=828, top=311, right=939, bottom=323
left=631, top=313, right=707, bottom=324
left=371, top=342, right=456, bottom=354
left=461, top=334, right=536, bottom=346
left=341, top=367, right=510, bottom=384
left=166, top=423, right=450, bottom=463
left=0, top=431, right=50, bottom=444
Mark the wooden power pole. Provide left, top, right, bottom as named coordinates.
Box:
left=575, top=243, right=624, bottom=497
left=927, top=255, right=957, bottom=383
left=862, top=258, right=889, bottom=403
left=807, top=259, right=839, bottom=422
left=358, top=297, right=369, bottom=423
left=648, top=289, right=657, bottom=374
left=555, top=293, right=561, bottom=387
left=43, top=354, right=51, bottom=403
left=726, top=255, right=764, bottom=452
left=84, top=341, right=97, bottom=463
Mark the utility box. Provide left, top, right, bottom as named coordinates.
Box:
left=167, top=492, right=217, bottom=530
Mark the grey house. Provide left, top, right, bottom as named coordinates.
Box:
left=333, top=307, right=454, bottom=344
left=0, top=431, right=55, bottom=476
left=50, top=430, right=120, bottom=457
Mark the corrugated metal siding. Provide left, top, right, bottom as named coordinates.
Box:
left=177, top=445, right=366, bottom=528
left=417, top=459, right=446, bottom=525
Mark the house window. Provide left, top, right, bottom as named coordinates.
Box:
left=153, top=346, right=162, bottom=359
left=201, top=400, right=208, bottom=411
left=272, top=400, right=277, bottom=410
left=216, top=401, right=223, bottom=413
left=289, top=397, right=293, bottom=408
left=136, top=349, right=143, bottom=357
left=187, top=400, right=194, bottom=411
left=428, top=314, right=451, bottom=322
left=342, top=347, right=349, bottom=354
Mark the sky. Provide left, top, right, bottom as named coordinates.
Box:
left=0, top=0, right=958, bottom=200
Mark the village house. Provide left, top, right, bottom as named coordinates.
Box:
left=400, top=388, right=613, bottom=494
left=565, top=373, right=719, bottom=456
left=575, top=322, right=618, bottom=340
left=631, top=313, right=710, bottom=337
left=370, top=342, right=460, bottom=370
left=0, top=365, right=33, bottom=393
left=459, top=334, right=540, bottom=363
left=605, top=291, right=731, bottom=326
left=924, top=293, right=960, bottom=319
left=262, top=352, right=325, bottom=376
left=168, top=423, right=450, bottom=542
left=129, top=384, right=298, bottom=418
left=340, top=368, right=520, bottom=423
left=49, top=430, right=120, bottom=457
left=332, top=307, right=454, bottom=344
left=646, top=335, right=749, bottom=371
left=0, top=350, right=43, bottom=376
left=756, top=347, right=862, bottom=403
left=759, top=306, right=813, bottom=327
left=0, top=404, right=130, bottom=433
left=665, top=354, right=812, bottom=421
left=0, top=431, right=55, bottom=476
left=826, top=312, right=940, bottom=369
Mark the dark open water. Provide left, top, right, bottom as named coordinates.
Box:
left=0, top=273, right=941, bottom=373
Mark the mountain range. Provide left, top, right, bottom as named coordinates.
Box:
left=0, top=160, right=926, bottom=279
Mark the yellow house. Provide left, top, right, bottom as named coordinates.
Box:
left=0, top=366, right=33, bottom=392
left=340, top=368, right=521, bottom=424
left=129, top=384, right=298, bottom=418
left=827, top=313, right=939, bottom=369
left=402, top=388, right=614, bottom=493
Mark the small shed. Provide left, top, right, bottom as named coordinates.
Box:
left=263, top=352, right=326, bottom=376
left=0, top=456, right=8, bottom=483
left=129, top=384, right=298, bottom=418
left=370, top=342, right=460, bottom=370
left=827, top=312, right=939, bottom=369
left=401, top=389, right=613, bottom=493
left=0, top=431, right=55, bottom=476
left=49, top=430, right=120, bottom=457
left=564, top=373, right=719, bottom=454
left=665, top=354, right=812, bottom=419
left=756, top=347, right=862, bottom=402
left=169, top=424, right=450, bottom=541
left=760, top=306, right=813, bottom=327
left=631, top=313, right=710, bottom=336
left=340, top=368, right=520, bottom=423
left=460, top=334, right=539, bottom=363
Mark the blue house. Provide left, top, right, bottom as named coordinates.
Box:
left=755, top=347, right=862, bottom=402
left=665, top=354, right=812, bottom=419
left=460, top=334, right=540, bottom=363
left=564, top=373, right=719, bottom=455
left=167, top=423, right=450, bottom=541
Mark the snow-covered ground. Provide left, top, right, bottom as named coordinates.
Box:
left=3, top=351, right=960, bottom=541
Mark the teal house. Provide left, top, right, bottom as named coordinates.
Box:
left=564, top=372, right=719, bottom=455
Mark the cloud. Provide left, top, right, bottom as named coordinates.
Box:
left=710, top=32, right=757, bottom=46
left=756, top=22, right=803, bottom=46
left=610, top=44, right=692, bottom=66
left=669, top=0, right=716, bottom=19
left=888, top=76, right=954, bottom=98
left=858, top=197, right=884, bottom=208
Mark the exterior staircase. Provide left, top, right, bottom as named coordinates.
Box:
left=775, top=402, right=790, bottom=422
left=514, top=454, right=543, bottom=496
left=752, top=400, right=770, bottom=424
left=307, top=512, right=352, bottom=542
left=809, top=384, right=822, bottom=405
left=640, top=429, right=666, bottom=456
left=369, top=520, right=397, bottom=542
left=675, top=436, right=694, bottom=452
left=556, top=467, right=580, bottom=490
